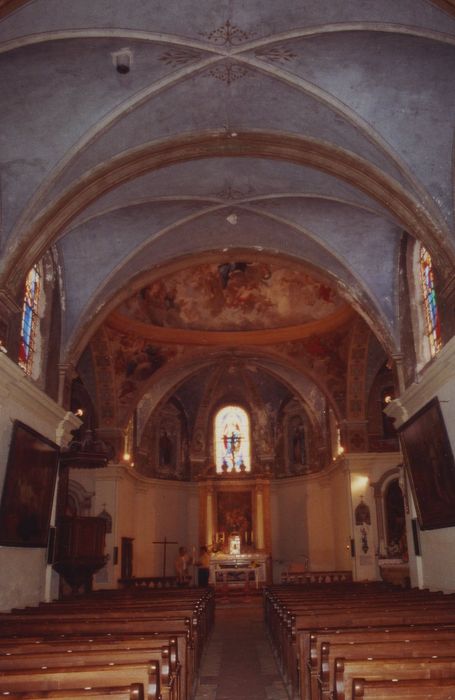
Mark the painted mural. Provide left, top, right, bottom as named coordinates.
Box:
left=104, top=326, right=178, bottom=407
left=117, top=262, right=342, bottom=331
left=280, top=328, right=350, bottom=417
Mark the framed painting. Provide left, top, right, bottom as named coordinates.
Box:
left=398, top=397, right=455, bottom=530
left=217, top=490, right=253, bottom=545
left=0, top=421, right=60, bottom=547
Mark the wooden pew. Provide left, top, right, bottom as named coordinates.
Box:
left=352, top=676, right=455, bottom=699
left=264, top=583, right=455, bottom=700
left=319, top=637, right=455, bottom=700
left=292, top=610, right=455, bottom=700
left=0, top=641, right=177, bottom=699
left=1, top=684, right=145, bottom=699
left=0, top=586, right=215, bottom=700
left=0, top=661, right=160, bottom=700
left=0, top=618, right=190, bottom=700
left=0, top=585, right=217, bottom=700
left=335, top=656, right=455, bottom=700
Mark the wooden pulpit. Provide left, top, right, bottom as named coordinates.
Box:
left=53, top=516, right=107, bottom=595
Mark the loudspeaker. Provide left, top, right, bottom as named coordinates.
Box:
left=47, top=526, right=56, bottom=564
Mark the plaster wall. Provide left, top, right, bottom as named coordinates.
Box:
left=0, top=355, right=78, bottom=611
left=387, top=337, right=455, bottom=592
left=271, top=469, right=350, bottom=579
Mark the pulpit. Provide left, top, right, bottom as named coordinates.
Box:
left=53, top=516, right=107, bottom=594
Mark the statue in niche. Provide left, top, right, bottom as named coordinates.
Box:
left=289, top=416, right=306, bottom=470
left=159, top=427, right=174, bottom=466
left=155, top=413, right=181, bottom=479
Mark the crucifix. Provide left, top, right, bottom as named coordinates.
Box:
left=153, top=536, right=178, bottom=577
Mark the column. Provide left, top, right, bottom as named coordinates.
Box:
left=256, top=485, right=265, bottom=550
left=206, top=486, right=214, bottom=547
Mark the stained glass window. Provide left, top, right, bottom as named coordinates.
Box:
left=215, top=405, right=250, bottom=473
left=18, top=264, right=41, bottom=375
left=419, top=246, right=442, bottom=358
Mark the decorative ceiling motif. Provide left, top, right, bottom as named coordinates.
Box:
left=208, top=61, right=249, bottom=85
left=159, top=47, right=204, bottom=67
left=254, top=45, right=297, bottom=63
left=201, top=20, right=255, bottom=47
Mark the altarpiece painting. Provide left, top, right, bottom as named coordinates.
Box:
left=216, top=491, right=253, bottom=548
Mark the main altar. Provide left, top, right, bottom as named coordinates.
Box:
left=198, top=473, right=272, bottom=587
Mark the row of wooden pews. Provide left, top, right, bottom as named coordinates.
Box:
left=265, top=580, right=455, bottom=700
left=0, top=586, right=215, bottom=700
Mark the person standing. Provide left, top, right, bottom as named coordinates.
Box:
left=197, top=545, right=211, bottom=587
left=175, top=546, right=192, bottom=585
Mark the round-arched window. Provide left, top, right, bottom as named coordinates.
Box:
left=214, top=405, right=251, bottom=473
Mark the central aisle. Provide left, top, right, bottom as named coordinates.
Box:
left=195, top=594, right=289, bottom=700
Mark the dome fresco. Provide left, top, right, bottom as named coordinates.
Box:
left=116, top=262, right=344, bottom=332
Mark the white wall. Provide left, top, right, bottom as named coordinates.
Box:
left=0, top=354, right=78, bottom=611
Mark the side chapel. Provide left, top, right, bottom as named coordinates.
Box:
left=1, top=0, right=455, bottom=610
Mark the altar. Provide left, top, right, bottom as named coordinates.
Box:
left=209, top=553, right=269, bottom=588
left=198, top=474, right=272, bottom=586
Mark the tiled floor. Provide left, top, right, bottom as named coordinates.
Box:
left=195, top=595, right=289, bottom=700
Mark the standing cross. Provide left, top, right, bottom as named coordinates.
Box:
left=153, top=536, right=178, bottom=577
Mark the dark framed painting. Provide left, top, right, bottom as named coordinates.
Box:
left=398, top=397, right=455, bottom=530
left=0, top=421, right=60, bottom=547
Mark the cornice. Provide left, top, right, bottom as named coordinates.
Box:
left=385, top=335, right=455, bottom=428
left=0, top=352, right=79, bottom=442
left=107, top=304, right=353, bottom=347
left=93, top=463, right=199, bottom=492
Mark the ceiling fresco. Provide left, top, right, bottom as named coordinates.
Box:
left=115, top=262, right=344, bottom=332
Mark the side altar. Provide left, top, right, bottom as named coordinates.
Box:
left=198, top=473, right=272, bottom=586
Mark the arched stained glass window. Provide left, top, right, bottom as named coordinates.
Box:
left=18, top=264, right=41, bottom=375
left=419, top=246, right=442, bottom=358
left=215, top=405, right=250, bottom=473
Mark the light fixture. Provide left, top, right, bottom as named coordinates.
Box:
left=112, top=48, right=133, bottom=74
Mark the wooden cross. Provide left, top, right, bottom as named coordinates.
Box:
left=153, top=536, right=178, bottom=577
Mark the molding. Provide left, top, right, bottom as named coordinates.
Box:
left=107, top=304, right=354, bottom=346
left=0, top=353, right=79, bottom=443
left=0, top=288, right=20, bottom=314
left=385, top=335, right=455, bottom=428
left=343, top=452, right=402, bottom=470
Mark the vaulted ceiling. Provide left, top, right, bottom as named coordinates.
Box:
left=1, top=0, right=454, bottom=424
